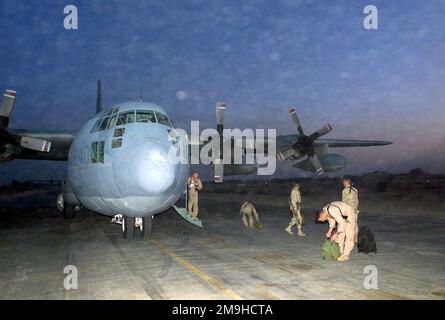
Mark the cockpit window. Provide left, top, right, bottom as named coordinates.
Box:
left=106, top=106, right=119, bottom=116
left=116, top=111, right=135, bottom=126
left=155, top=111, right=172, bottom=128
left=108, top=115, right=117, bottom=129
left=91, top=142, right=98, bottom=163
left=136, top=110, right=156, bottom=123
left=90, top=119, right=102, bottom=133
left=99, top=117, right=110, bottom=131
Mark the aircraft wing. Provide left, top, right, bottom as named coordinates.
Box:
left=4, top=129, right=75, bottom=161
left=314, top=138, right=393, bottom=148
left=0, top=89, right=75, bottom=161
left=274, top=135, right=392, bottom=154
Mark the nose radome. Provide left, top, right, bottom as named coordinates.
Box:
left=136, top=145, right=177, bottom=194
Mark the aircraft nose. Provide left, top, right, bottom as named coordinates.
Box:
left=136, top=145, right=177, bottom=194
left=113, top=142, right=178, bottom=196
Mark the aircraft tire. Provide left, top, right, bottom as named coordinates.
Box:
left=122, top=216, right=135, bottom=239
left=138, top=216, right=152, bottom=238
left=63, top=205, right=74, bottom=220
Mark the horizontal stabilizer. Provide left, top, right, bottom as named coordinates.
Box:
left=20, top=136, right=52, bottom=152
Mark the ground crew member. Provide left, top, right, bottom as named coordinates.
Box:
left=341, top=177, right=359, bottom=242
left=314, top=201, right=357, bottom=261
left=239, top=202, right=262, bottom=229
left=187, top=172, right=203, bottom=219
left=285, top=183, right=306, bottom=237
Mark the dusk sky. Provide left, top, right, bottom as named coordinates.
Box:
left=1, top=0, right=444, bottom=183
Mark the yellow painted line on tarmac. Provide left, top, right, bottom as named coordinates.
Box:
left=151, top=239, right=243, bottom=300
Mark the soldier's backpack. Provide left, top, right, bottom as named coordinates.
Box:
left=357, top=226, right=377, bottom=254
left=321, top=240, right=341, bottom=260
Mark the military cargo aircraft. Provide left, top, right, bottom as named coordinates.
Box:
left=0, top=81, right=392, bottom=238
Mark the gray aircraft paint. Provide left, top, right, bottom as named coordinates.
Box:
left=65, top=101, right=189, bottom=218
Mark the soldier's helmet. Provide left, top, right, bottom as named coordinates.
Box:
left=293, top=183, right=300, bottom=189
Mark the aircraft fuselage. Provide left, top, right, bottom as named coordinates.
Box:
left=65, top=101, right=189, bottom=218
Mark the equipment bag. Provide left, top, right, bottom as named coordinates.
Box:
left=321, top=240, right=341, bottom=260
left=357, top=226, right=377, bottom=254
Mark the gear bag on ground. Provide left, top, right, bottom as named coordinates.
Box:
left=321, top=240, right=341, bottom=260
left=357, top=226, right=377, bottom=254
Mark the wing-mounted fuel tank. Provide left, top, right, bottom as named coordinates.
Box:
left=293, top=153, right=347, bottom=172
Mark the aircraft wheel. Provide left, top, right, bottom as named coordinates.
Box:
left=63, top=205, right=74, bottom=220
left=122, top=216, right=135, bottom=239
left=137, top=216, right=152, bottom=238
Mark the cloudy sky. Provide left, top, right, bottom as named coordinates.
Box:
left=1, top=0, right=444, bottom=183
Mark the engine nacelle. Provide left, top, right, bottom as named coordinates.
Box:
left=294, top=153, right=347, bottom=172
left=0, top=143, right=14, bottom=161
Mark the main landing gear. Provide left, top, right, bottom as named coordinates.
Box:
left=112, top=215, right=153, bottom=239
left=57, top=193, right=80, bottom=219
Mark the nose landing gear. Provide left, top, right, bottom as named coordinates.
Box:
left=122, top=216, right=134, bottom=238
left=112, top=214, right=153, bottom=239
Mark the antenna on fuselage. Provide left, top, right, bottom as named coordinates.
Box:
left=96, top=79, right=103, bottom=114
left=139, top=88, right=143, bottom=101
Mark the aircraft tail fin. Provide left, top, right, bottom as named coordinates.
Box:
left=96, top=79, right=103, bottom=114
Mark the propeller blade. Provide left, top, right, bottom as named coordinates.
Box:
left=20, top=136, right=52, bottom=152
left=288, top=108, right=305, bottom=136
left=277, top=148, right=297, bottom=161
left=216, top=102, right=226, bottom=127
left=214, top=158, right=224, bottom=183
left=309, top=154, right=324, bottom=175
left=0, top=89, right=17, bottom=129
left=215, top=102, right=226, bottom=182
left=309, top=123, right=333, bottom=141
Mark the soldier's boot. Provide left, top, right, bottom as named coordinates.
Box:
left=297, top=228, right=306, bottom=237
left=285, top=225, right=294, bottom=235
left=337, top=254, right=350, bottom=262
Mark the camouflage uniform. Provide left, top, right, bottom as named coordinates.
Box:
left=324, top=201, right=357, bottom=261
left=285, top=184, right=305, bottom=237
left=240, top=202, right=261, bottom=228
left=342, top=184, right=359, bottom=242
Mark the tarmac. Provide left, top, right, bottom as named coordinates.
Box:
left=0, top=188, right=444, bottom=300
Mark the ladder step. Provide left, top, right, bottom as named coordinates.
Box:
left=173, top=205, right=203, bottom=228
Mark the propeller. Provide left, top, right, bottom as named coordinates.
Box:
left=0, top=89, right=17, bottom=129
left=214, top=102, right=226, bottom=183
left=278, top=108, right=333, bottom=175
left=0, top=89, right=52, bottom=155
left=20, top=136, right=51, bottom=152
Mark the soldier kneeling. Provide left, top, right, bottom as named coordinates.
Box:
left=240, top=202, right=262, bottom=229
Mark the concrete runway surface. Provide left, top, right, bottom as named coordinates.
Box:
left=0, top=188, right=444, bottom=300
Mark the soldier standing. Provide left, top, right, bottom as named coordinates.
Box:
left=341, top=177, right=359, bottom=242
left=187, top=172, right=203, bottom=219
left=285, top=183, right=306, bottom=237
